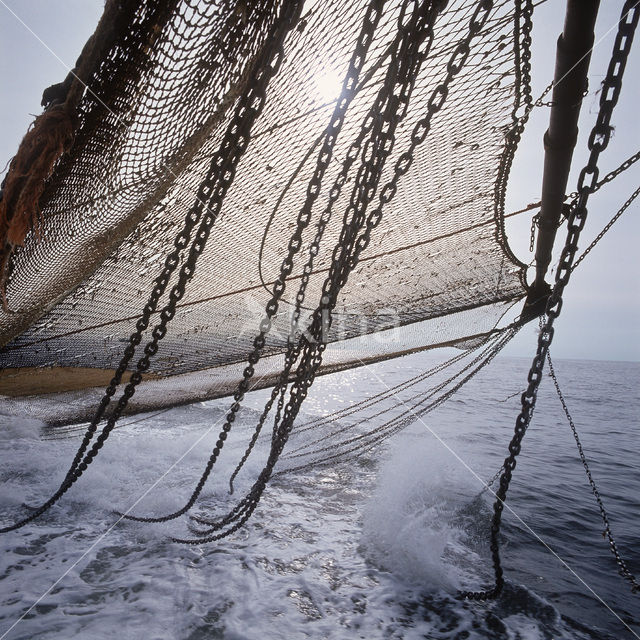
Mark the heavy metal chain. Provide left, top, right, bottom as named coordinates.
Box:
left=181, top=0, right=495, bottom=545
left=228, top=94, right=388, bottom=492
left=227, top=349, right=298, bottom=494
left=0, top=0, right=304, bottom=534
left=494, top=0, right=534, bottom=262
left=283, top=334, right=514, bottom=464
left=190, top=0, right=443, bottom=537
left=286, top=335, right=505, bottom=461
left=333, top=0, right=495, bottom=288
left=460, top=0, right=639, bottom=600
left=228, top=1, right=402, bottom=493
left=529, top=148, right=639, bottom=252
left=229, top=0, right=476, bottom=493
left=246, top=0, right=460, bottom=526
left=123, top=0, right=387, bottom=524
left=512, top=0, right=534, bottom=120
left=212, top=0, right=390, bottom=506
left=547, top=352, right=639, bottom=593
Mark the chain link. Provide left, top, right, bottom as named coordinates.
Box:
left=291, top=340, right=487, bottom=440
left=460, top=0, right=639, bottom=601
left=0, top=0, right=304, bottom=534
left=529, top=212, right=539, bottom=252
left=547, top=352, right=639, bottom=593
left=179, top=0, right=490, bottom=544
left=535, top=86, right=588, bottom=108
left=567, top=148, right=640, bottom=201
left=533, top=80, right=555, bottom=108
left=482, top=464, right=505, bottom=493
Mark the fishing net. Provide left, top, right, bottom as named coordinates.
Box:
left=0, top=0, right=529, bottom=424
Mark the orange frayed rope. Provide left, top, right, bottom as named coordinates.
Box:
left=0, top=105, right=75, bottom=310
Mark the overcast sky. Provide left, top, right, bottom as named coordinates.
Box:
left=0, top=0, right=638, bottom=361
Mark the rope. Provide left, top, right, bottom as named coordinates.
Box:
left=41, top=406, right=174, bottom=441
left=292, top=337, right=492, bottom=436
left=280, top=326, right=518, bottom=472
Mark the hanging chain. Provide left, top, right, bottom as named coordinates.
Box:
left=287, top=334, right=506, bottom=461
left=460, top=0, right=640, bottom=601
left=122, top=0, right=387, bottom=523
left=494, top=0, right=534, bottom=262
left=533, top=80, right=554, bottom=107
left=292, top=340, right=487, bottom=438
left=228, top=0, right=399, bottom=493
left=572, top=183, right=640, bottom=272
left=191, top=0, right=444, bottom=537
left=512, top=0, right=534, bottom=120
left=180, top=0, right=495, bottom=545
left=535, top=85, right=588, bottom=108
left=546, top=352, right=639, bottom=593
left=0, top=0, right=304, bottom=534
left=567, top=148, right=640, bottom=201
left=482, top=464, right=505, bottom=493
left=529, top=212, right=539, bottom=251
left=279, top=0, right=491, bottom=449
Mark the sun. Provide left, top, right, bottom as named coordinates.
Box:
left=314, top=66, right=344, bottom=103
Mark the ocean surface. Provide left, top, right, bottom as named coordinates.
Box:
left=0, top=352, right=638, bottom=640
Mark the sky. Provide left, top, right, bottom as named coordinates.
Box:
left=0, top=0, right=638, bottom=361
left=502, top=0, right=640, bottom=362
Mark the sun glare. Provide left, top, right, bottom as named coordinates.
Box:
left=315, top=67, right=344, bottom=103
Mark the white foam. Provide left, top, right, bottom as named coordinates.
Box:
left=0, top=381, right=611, bottom=639
left=361, top=428, right=487, bottom=593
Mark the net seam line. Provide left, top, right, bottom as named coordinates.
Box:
left=1, top=291, right=524, bottom=359
left=2, top=215, right=527, bottom=352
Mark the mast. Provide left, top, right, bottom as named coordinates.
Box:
left=526, top=0, right=600, bottom=314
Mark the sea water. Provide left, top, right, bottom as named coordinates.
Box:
left=0, top=353, right=638, bottom=639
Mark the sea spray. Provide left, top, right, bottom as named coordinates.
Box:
left=360, top=428, right=489, bottom=592
left=0, top=357, right=635, bottom=639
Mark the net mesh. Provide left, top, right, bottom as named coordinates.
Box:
left=0, top=0, right=528, bottom=422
